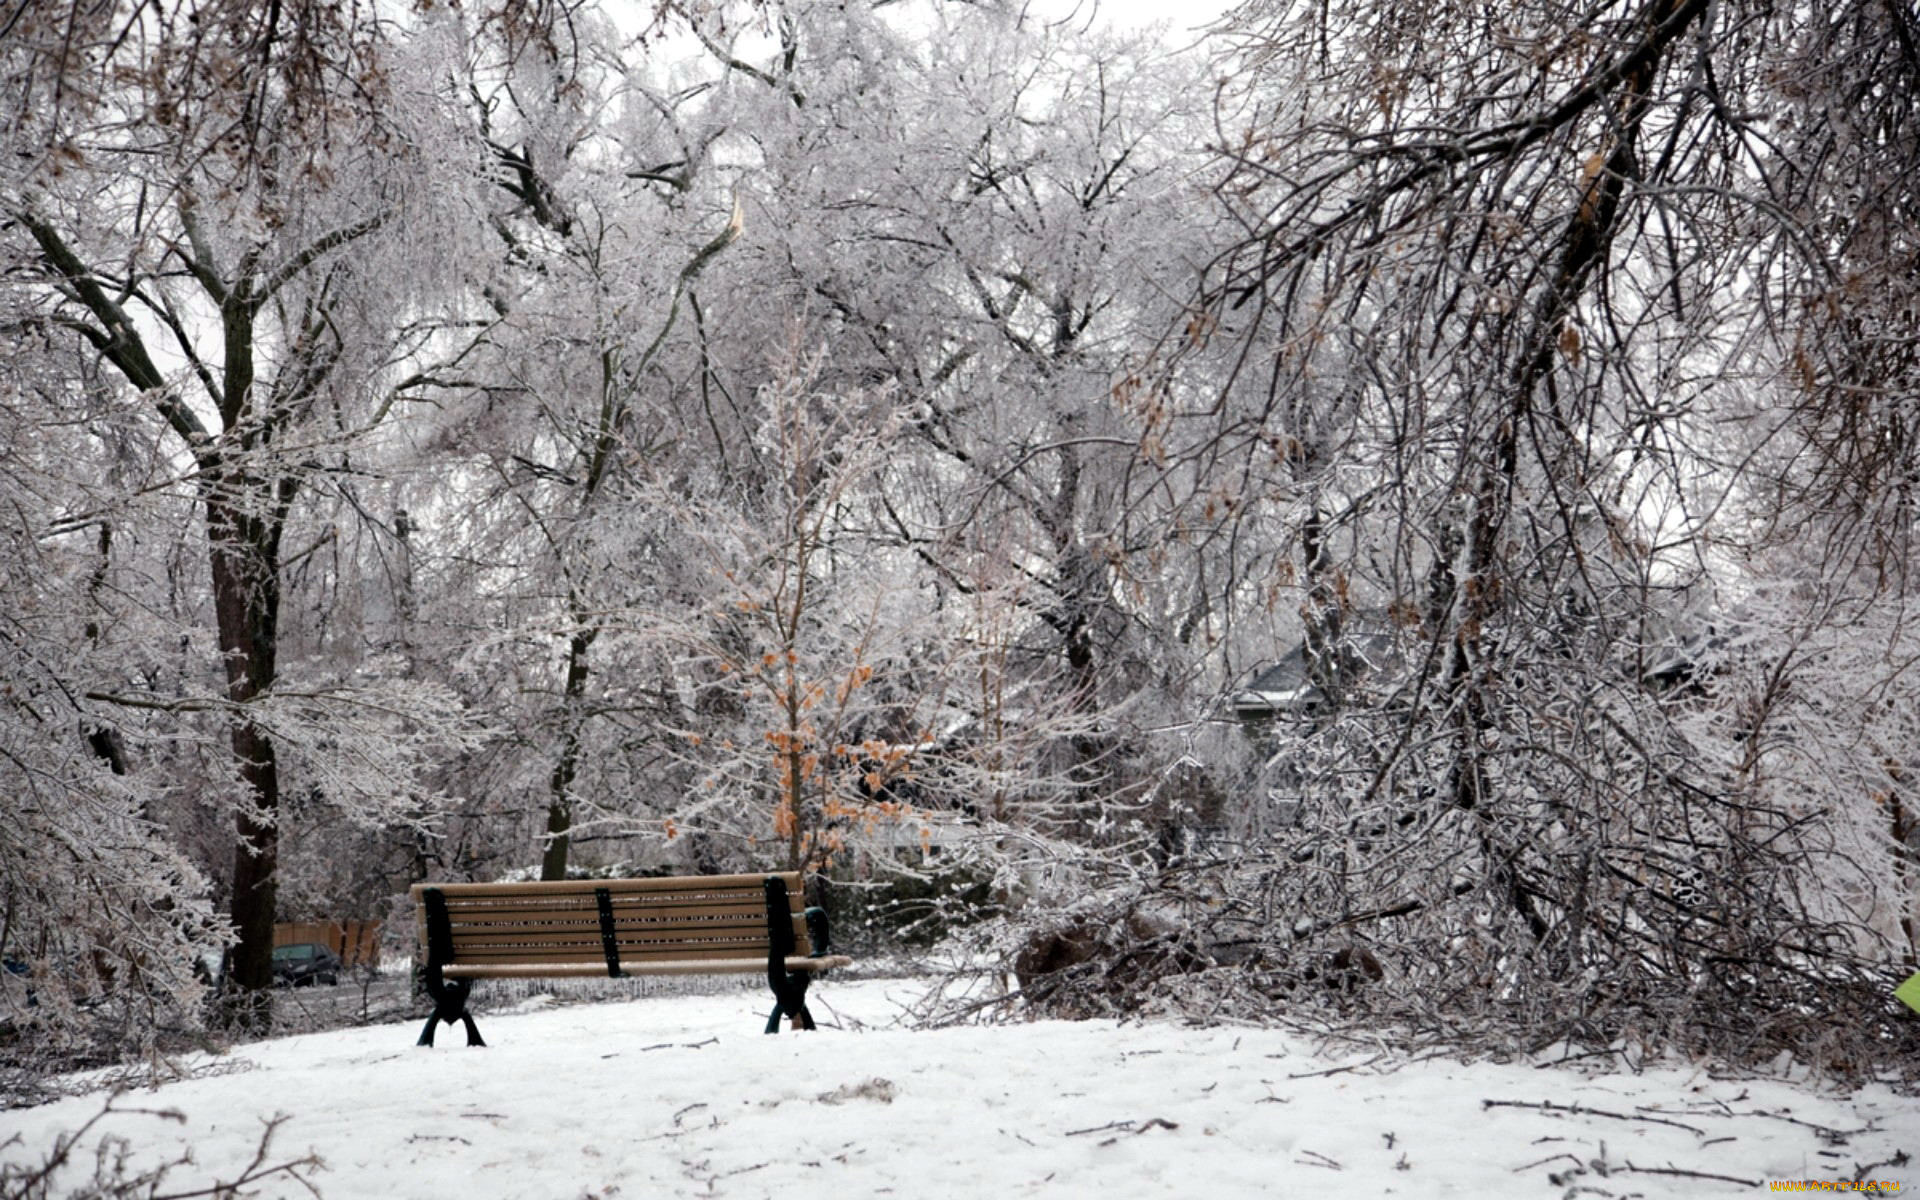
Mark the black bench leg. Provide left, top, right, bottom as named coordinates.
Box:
left=415, top=1011, right=489, bottom=1048
left=418, top=977, right=485, bottom=1048
left=765, top=968, right=815, bottom=1033
left=762, top=874, right=825, bottom=1033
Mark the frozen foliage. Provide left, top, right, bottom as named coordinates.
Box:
left=993, top=0, right=1920, bottom=1074
left=0, top=610, right=221, bottom=1071
left=3, top=0, right=1920, bottom=1085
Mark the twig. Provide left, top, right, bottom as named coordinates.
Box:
left=1534, top=1047, right=1622, bottom=1068
left=1855, top=1151, right=1911, bottom=1181
left=1674, top=1103, right=1874, bottom=1145
left=1064, top=1118, right=1178, bottom=1138
left=920, top=985, right=1024, bottom=1027
left=1514, top=1152, right=1586, bottom=1173
left=1619, top=1161, right=1760, bottom=1187
left=1284, top=1052, right=1384, bottom=1079
left=1744, top=1110, right=1870, bottom=1145
left=154, top=1114, right=322, bottom=1200
left=1482, top=1098, right=1704, bottom=1135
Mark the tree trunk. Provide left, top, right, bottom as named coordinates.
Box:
left=207, top=486, right=285, bottom=1029
left=541, top=627, right=596, bottom=880
left=14, top=203, right=377, bottom=1031
left=1442, top=0, right=1690, bottom=947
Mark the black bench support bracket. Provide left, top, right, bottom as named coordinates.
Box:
left=417, top=887, right=486, bottom=1048
left=763, top=875, right=821, bottom=1033
left=595, top=887, right=625, bottom=978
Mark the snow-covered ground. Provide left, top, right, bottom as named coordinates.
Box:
left=2, top=977, right=1914, bottom=1198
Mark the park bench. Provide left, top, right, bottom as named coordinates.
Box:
left=409, top=872, right=851, bottom=1047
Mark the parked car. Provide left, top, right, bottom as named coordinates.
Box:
left=271, top=942, right=342, bottom=987
left=1, top=955, right=35, bottom=1011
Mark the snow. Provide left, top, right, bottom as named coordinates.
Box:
left=3, top=978, right=1915, bottom=1198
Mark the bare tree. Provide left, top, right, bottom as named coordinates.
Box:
left=2, top=0, right=482, bottom=1025
left=999, top=0, right=1920, bottom=1069
left=681, top=1, right=1231, bottom=858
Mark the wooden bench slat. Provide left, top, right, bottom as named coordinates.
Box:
left=449, top=924, right=774, bottom=943
left=453, top=944, right=768, bottom=963
left=441, top=906, right=777, bottom=920
left=436, top=901, right=774, bottom=919
left=435, top=890, right=773, bottom=908
left=436, top=922, right=781, bottom=943
left=432, top=899, right=767, bottom=922
left=433, top=890, right=787, bottom=906
left=412, top=872, right=799, bottom=900
left=441, top=954, right=853, bottom=979
left=446, top=944, right=779, bottom=965
left=440, top=928, right=776, bottom=945
left=449, top=925, right=779, bottom=944
left=453, top=948, right=772, bottom=965
left=441, top=939, right=797, bottom=956
left=438, top=902, right=787, bottom=925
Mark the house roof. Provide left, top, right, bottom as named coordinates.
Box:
left=1229, top=630, right=1398, bottom=717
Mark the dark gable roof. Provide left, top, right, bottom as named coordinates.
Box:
left=1230, top=630, right=1398, bottom=718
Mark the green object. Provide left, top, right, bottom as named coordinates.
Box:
left=1895, top=971, right=1920, bottom=1014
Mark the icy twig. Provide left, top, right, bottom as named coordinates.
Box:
left=1282, top=1052, right=1385, bottom=1079
left=1481, top=1098, right=1704, bottom=1134
left=1064, top=1118, right=1178, bottom=1140
left=1853, top=1151, right=1911, bottom=1182
left=1617, top=1161, right=1760, bottom=1187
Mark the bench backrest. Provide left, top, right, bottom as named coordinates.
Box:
left=411, top=872, right=814, bottom=978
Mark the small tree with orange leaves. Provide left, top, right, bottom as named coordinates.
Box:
left=643, top=335, right=958, bottom=874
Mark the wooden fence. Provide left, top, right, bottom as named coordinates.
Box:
left=272, top=920, right=382, bottom=968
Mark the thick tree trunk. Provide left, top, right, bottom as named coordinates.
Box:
left=225, top=719, right=280, bottom=1028
left=17, top=202, right=376, bottom=1031
left=541, top=627, right=596, bottom=881
left=540, top=758, right=575, bottom=881
left=208, top=488, right=285, bottom=1029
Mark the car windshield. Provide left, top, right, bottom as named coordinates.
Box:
left=273, top=945, right=314, bottom=961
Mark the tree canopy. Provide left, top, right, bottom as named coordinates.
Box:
left=2, top=0, right=1916, bottom=1075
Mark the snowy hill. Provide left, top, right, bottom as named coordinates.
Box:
left=1, top=979, right=1913, bottom=1198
